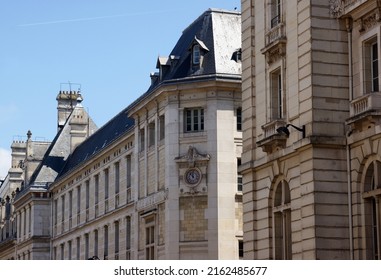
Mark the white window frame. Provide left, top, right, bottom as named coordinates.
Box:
left=193, top=45, right=200, bottom=65
left=270, top=68, right=283, bottom=120
left=185, top=108, right=204, bottom=132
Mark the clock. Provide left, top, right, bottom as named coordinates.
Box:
left=184, top=168, right=202, bottom=186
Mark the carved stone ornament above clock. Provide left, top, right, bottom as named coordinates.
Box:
left=175, top=146, right=210, bottom=195
left=174, top=146, right=210, bottom=167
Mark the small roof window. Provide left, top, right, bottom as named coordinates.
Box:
left=193, top=45, right=200, bottom=65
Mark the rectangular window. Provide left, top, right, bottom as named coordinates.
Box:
left=126, top=216, right=131, bottom=251
left=28, top=207, right=31, bottom=234
left=69, top=190, right=73, bottom=218
left=364, top=38, right=379, bottom=93
left=126, top=155, right=132, bottom=202
left=139, top=128, right=145, bottom=152
left=104, top=168, right=109, bottom=199
left=104, top=226, right=109, bottom=260
left=372, top=42, right=379, bottom=92
left=85, top=233, right=89, bottom=260
left=185, top=108, right=204, bottom=132
left=77, top=185, right=81, bottom=225
left=77, top=186, right=81, bottom=214
left=23, top=210, right=26, bottom=237
left=85, top=180, right=90, bottom=210
left=271, top=0, right=281, bottom=28
left=68, top=240, right=72, bottom=260
left=94, top=230, right=98, bottom=259
left=148, top=122, right=155, bottom=147
left=115, top=162, right=120, bottom=195
left=239, top=240, right=244, bottom=259
left=60, top=243, right=64, bottom=260
left=54, top=199, right=58, bottom=225
left=76, top=237, right=81, bottom=260
left=95, top=174, right=99, bottom=205
left=237, top=158, right=243, bottom=192
left=271, top=69, right=282, bottom=120
left=115, top=221, right=120, bottom=259
left=126, top=216, right=131, bottom=260
left=145, top=225, right=155, bottom=260
left=61, top=195, right=65, bottom=223
left=193, top=45, right=200, bottom=65
left=236, top=108, right=242, bottom=131
left=159, top=115, right=165, bottom=141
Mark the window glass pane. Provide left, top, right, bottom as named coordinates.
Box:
left=372, top=43, right=379, bottom=92
left=274, top=184, right=282, bottom=207
left=237, top=108, right=242, bottom=131
left=186, top=110, right=192, bottom=131
left=200, top=109, right=204, bottom=130
left=193, top=109, right=199, bottom=131
left=193, top=45, right=200, bottom=64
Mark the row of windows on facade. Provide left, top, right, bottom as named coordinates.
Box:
left=53, top=155, right=132, bottom=227
left=268, top=39, right=379, bottom=121
left=269, top=0, right=380, bottom=97
left=53, top=216, right=132, bottom=260
left=138, top=109, right=242, bottom=152
left=272, top=160, right=381, bottom=260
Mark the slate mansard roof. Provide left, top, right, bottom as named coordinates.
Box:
left=53, top=8, right=240, bottom=182
left=161, top=8, right=242, bottom=81
left=57, top=111, right=134, bottom=180
left=129, top=8, right=241, bottom=110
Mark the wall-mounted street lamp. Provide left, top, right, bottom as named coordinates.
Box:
left=276, top=124, right=306, bottom=138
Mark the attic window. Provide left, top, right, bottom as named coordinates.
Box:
left=193, top=45, right=200, bottom=65
left=231, top=48, right=242, bottom=62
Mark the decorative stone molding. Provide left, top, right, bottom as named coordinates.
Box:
left=329, top=0, right=345, bottom=17
left=359, top=12, right=379, bottom=32
left=175, top=146, right=210, bottom=195
left=175, top=146, right=210, bottom=167
left=136, top=189, right=168, bottom=212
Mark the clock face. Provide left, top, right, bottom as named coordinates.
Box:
left=184, top=168, right=202, bottom=186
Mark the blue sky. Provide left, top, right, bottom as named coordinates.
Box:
left=0, top=0, right=240, bottom=178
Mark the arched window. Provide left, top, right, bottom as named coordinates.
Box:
left=272, top=180, right=291, bottom=259
left=363, top=160, right=381, bottom=259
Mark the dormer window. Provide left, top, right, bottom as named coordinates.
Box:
left=193, top=45, right=200, bottom=65
left=189, top=37, right=209, bottom=71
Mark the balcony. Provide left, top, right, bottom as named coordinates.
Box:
left=261, top=22, right=286, bottom=64
left=256, top=120, right=288, bottom=153
left=346, top=92, right=381, bottom=129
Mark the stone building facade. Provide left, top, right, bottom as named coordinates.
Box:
left=241, top=0, right=381, bottom=260
left=0, top=8, right=242, bottom=260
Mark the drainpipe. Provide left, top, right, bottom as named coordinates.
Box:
left=345, top=16, right=354, bottom=260
left=346, top=133, right=354, bottom=260
left=346, top=17, right=353, bottom=102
